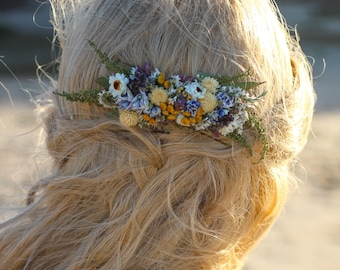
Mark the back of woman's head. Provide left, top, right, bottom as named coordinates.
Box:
left=0, top=0, right=315, bottom=269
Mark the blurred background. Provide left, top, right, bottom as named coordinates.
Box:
left=0, top=0, right=339, bottom=269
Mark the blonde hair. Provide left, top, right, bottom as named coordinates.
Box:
left=0, top=0, right=315, bottom=269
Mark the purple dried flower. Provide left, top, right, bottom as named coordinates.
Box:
left=174, top=95, right=186, bottom=111
left=128, top=64, right=152, bottom=96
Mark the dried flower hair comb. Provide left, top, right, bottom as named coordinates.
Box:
left=54, top=41, right=268, bottom=159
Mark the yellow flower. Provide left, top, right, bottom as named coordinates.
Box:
left=119, top=110, right=139, bottom=127
left=149, top=118, right=156, bottom=125
left=143, top=114, right=156, bottom=125
left=164, top=80, right=171, bottom=89
left=162, top=110, right=169, bottom=116
left=176, top=114, right=191, bottom=127
left=142, top=114, right=151, bottom=121
left=196, top=107, right=203, bottom=116
left=189, top=117, right=196, bottom=124
left=159, top=102, right=167, bottom=111
left=157, top=72, right=165, bottom=85
left=182, top=111, right=191, bottom=117
left=167, top=114, right=176, bottom=121
left=195, top=115, right=202, bottom=123
left=199, top=93, right=218, bottom=113
left=149, top=87, right=168, bottom=105
left=201, top=77, right=219, bottom=93
left=167, top=104, right=178, bottom=115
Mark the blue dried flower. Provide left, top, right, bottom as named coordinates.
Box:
left=116, top=91, right=134, bottom=110
left=129, top=91, right=150, bottom=114
left=185, top=100, right=201, bottom=117
left=149, top=106, right=161, bottom=118
left=216, top=92, right=235, bottom=108
left=218, top=108, right=229, bottom=118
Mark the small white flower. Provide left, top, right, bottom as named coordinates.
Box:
left=109, top=73, right=129, bottom=97
left=227, top=86, right=245, bottom=98
left=184, top=81, right=206, bottom=100
left=170, top=75, right=182, bottom=88
left=194, top=119, right=212, bottom=131
left=167, top=88, right=177, bottom=95
left=150, top=68, right=160, bottom=80
left=168, top=96, right=178, bottom=105
left=219, top=124, right=237, bottom=136
left=219, top=112, right=248, bottom=136
left=130, top=67, right=137, bottom=78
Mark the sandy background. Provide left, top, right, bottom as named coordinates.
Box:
left=1, top=1, right=340, bottom=269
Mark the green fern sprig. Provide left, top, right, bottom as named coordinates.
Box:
left=227, top=131, right=253, bottom=156
left=248, top=115, right=269, bottom=161
left=88, top=40, right=131, bottom=74
left=53, top=89, right=102, bottom=106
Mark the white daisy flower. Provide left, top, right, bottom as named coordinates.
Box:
left=109, top=73, right=129, bottom=97
left=184, top=81, right=206, bottom=100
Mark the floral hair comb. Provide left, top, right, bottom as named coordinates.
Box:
left=54, top=41, right=268, bottom=158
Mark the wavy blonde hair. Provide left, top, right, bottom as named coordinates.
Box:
left=0, top=0, right=315, bottom=269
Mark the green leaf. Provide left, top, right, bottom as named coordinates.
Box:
left=96, top=77, right=110, bottom=88
left=233, top=81, right=265, bottom=90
